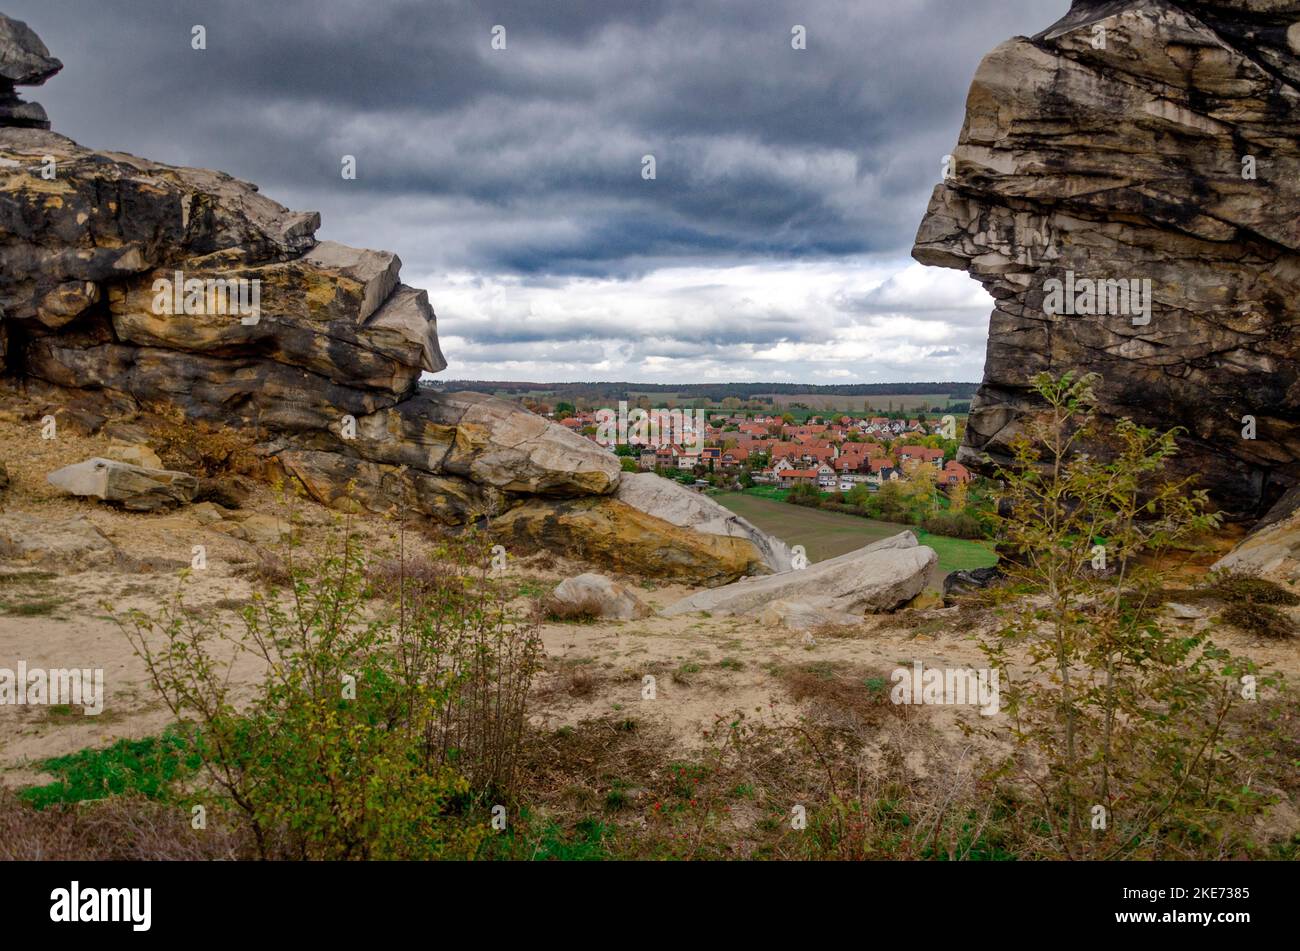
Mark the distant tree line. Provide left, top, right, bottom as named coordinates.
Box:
left=424, top=380, right=981, bottom=402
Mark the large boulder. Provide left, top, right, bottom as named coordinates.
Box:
left=661, top=532, right=937, bottom=618
left=913, top=0, right=1300, bottom=520
left=47, top=457, right=199, bottom=511
left=491, top=497, right=768, bottom=585
left=615, top=473, right=794, bottom=573
left=550, top=573, right=652, bottom=620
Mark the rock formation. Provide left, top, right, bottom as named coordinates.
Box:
left=0, top=15, right=791, bottom=584
left=0, top=14, right=60, bottom=130
left=914, top=0, right=1300, bottom=521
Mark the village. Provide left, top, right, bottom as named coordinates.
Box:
left=555, top=407, right=972, bottom=493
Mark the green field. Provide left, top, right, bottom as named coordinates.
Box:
left=712, top=492, right=996, bottom=586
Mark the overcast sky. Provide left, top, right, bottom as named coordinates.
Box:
left=9, top=0, right=1069, bottom=384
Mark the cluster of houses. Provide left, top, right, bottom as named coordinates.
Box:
left=556, top=410, right=972, bottom=492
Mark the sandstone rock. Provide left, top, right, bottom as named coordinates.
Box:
left=47, top=457, right=198, bottom=511
left=0, top=14, right=61, bottom=131
left=274, top=448, right=503, bottom=523
left=190, top=501, right=229, bottom=526
left=661, top=532, right=938, bottom=618
left=436, top=392, right=621, bottom=496
left=0, top=512, right=116, bottom=566
left=615, top=473, right=793, bottom=573
left=1164, top=602, right=1207, bottom=621
left=550, top=573, right=652, bottom=620
left=102, top=441, right=163, bottom=470
left=913, top=0, right=1300, bottom=520
left=362, top=284, right=447, bottom=374
left=1213, top=508, right=1300, bottom=582
left=491, top=497, right=767, bottom=585
left=0, top=15, right=61, bottom=86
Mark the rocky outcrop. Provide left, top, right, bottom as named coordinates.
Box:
left=615, top=473, right=794, bottom=573
left=661, top=532, right=938, bottom=618
left=914, top=0, right=1300, bottom=520
left=0, top=17, right=679, bottom=574
left=0, top=122, right=626, bottom=523
left=0, top=512, right=117, bottom=566
left=0, top=14, right=60, bottom=130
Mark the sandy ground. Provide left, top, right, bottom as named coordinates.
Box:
left=1, top=406, right=1297, bottom=802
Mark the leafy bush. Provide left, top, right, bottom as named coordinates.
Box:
left=785, top=482, right=823, bottom=507
left=920, top=510, right=985, bottom=539
left=545, top=592, right=605, bottom=623
left=983, top=372, right=1277, bottom=859
left=117, top=513, right=541, bottom=859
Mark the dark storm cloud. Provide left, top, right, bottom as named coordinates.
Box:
left=10, top=0, right=1067, bottom=278
left=3, top=0, right=1071, bottom=383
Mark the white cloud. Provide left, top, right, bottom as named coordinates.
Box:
left=415, top=257, right=992, bottom=382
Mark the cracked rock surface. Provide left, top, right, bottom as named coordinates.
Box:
left=914, top=0, right=1300, bottom=521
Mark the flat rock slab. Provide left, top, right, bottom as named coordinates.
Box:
left=47, top=457, right=198, bottom=511
left=661, top=531, right=937, bottom=618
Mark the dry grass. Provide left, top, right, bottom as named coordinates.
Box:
left=0, top=789, right=249, bottom=861
left=544, top=592, right=605, bottom=623
left=776, top=661, right=909, bottom=729
left=1221, top=601, right=1298, bottom=639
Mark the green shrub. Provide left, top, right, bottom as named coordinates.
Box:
left=117, top=513, right=541, bottom=859
left=920, top=510, right=985, bottom=539
left=984, top=371, right=1276, bottom=859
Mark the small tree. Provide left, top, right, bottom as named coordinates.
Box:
left=982, top=372, right=1274, bottom=859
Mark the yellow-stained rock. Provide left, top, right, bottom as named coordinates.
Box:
left=490, top=496, right=766, bottom=586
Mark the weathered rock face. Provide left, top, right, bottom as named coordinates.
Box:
left=0, top=14, right=60, bottom=130
left=914, top=0, right=1300, bottom=520
left=0, top=18, right=632, bottom=557
left=0, top=124, right=620, bottom=518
